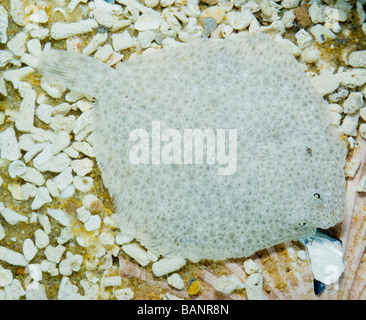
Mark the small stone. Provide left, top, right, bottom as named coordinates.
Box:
left=44, top=245, right=66, bottom=263
left=51, top=131, right=71, bottom=155
left=0, top=207, right=28, bottom=225
left=73, top=176, right=93, bottom=193
left=31, top=187, right=52, bottom=210
left=40, top=77, right=66, bottom=99
left=71, top=158, right=94, bottom=176
left=135, top=8, right=161, bottom=31
left=336, top=68, right=366, bottom=88
left=281, top=0, right=300, bottom=9
left=357, top=173, right=366, bottom=191
left=102, top=276, right=122, bottom=287
left=82, top=194, right=103, bottom=213
left=50, top=19, right=98, bottom=40
left=243, top=259, right=261, bottom=274
left=310, top=24, right=336, bottom=44
left=122, top=243, right=151, bottom=266
left=199, top=6, right=226, bottom=24
left=295, top=29, right=313, bottom=49
left=0, top=6, right=8, bottom=44
left=115, top=288, right=134, bottom=300
left=0, top=127, right=22, bottom=161
left=213, top=274, right=245, bottom=294
left=84, top=215, right=101, bottom=231
left=152, top=256, right=186, bottom=277
left=294, top=4, right=311, bottom=28
left=245, top=273, right=263, bottom=300
left=308, top=3, right=326, bottom=24
left=343, top=92, right=363, bottom=114
left=0, top=269, right=13, bottom=287
left=341, top=113, right=360, bottom=137
left=47, top=209, right=70, bottom=227
left=344, top=157, right=361, bottom=178
left=310, top=70, right=340, bottom=96
left=0, top=246, right=28, bottom=266
left=7, top=32, right=27, bottom=56
left=167, top=273, right=184, bottom=290
left=34, top=229, right=50, bottom=249
left=76, top=206, right=91, bottom=223
left=349, top=51, right=366, bottom=68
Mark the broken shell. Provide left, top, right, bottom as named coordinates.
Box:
left=8, top=160, right=26, bottom=178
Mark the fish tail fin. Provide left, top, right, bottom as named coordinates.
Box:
left=37, top=49, right=118, bottom=99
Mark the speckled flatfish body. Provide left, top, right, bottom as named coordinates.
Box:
left=38, top=33, right=346, bottom=262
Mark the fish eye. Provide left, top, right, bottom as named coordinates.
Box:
left=310, top=192, right=323, bottom=207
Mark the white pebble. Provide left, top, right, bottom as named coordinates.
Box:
left=0, top=207, right=28, bottom=225
left=76, top=206, right=91, bottom=223
left=8, top=160, right=26, bottom=178
left=135, top=8, right=162, bottom=31
left=295, top=29, right=313, bottom=49
left=122, top=243, right=151, bottom=266
left=167, top=273, right=184, bottom=290
left=0, top=269, right=13, bottom=287
left=102, top=276, right=122, bottom=287
left=83, top=33, right=108, bottom=56
left=282, top=10, right=296, bottom=29
left=112, top=31, right=134, bottom=51
left=53, top=167, right=74, bottom=191
left=51, top=19, right=98, bottom=40
left=25, top=281, right=47, bottom=300
left=243, top=259, right=261, bottom=274
left=310, top=24, right=336, bottom=44
left=213, top=274, right=245, bottom=294
left=36, top=104, right=54, bottom=124
left=23, top=238, right=38, bottom=261
left=27, top=264, right=42, bottom=282
left=73, top=176, right=93, bottom=193
left=7, top=32, right=27, bottom=56
left=341, top=113, right=360, bottom=137
left=343, top=92, right=363, bottom=114
left=0, top=222, right=5, bottom=241
left=84, top=215, right=101, bottom=231
left=34, top=229, right=50, bottom=249
left=82, top=194, right=102, bottom=213
left=47, top=209, right=70, bottom=227
left=9, top=0, right=25, bottom=26
left=349, top=51, right=366, bottom=68
left=31, top=187, right=52, bottom=210
left=22, top=167, right=45, bottom=186
left=308, top=3, right=326, bottom=24
left=115, top=288, right=134, bottom=300
left=0, top=6, right=8, bottom=44
left=0, top=127, right=22, bottom=161
left=40, top=77, right=66, bottom=99
left=44, top=245, right=66, bottom=263
left=59, top=252, right=83, bottom=276
left=0, top=246, right=28, bottom=266
left=152, top=256, right=186, bottom=277
left=71, top=158, right=94, bottom=176
left=344, top=157, right=361, bottom=178
left=310, top=70, right=340, bottom=96
left=72, top=141, right=94, bottom=157
left=302, top=46, right=320, bottom=64
left=336, top=68, right=366, bottom=88
left=245, top=273, right=263, bottom=300
left=100, top=231, right=115, bottom=245
left=15, top=82, right=36, bottom=133
left=360, top=123, right=366, bottom=140
left=281, top=0, right=299, bottom=9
